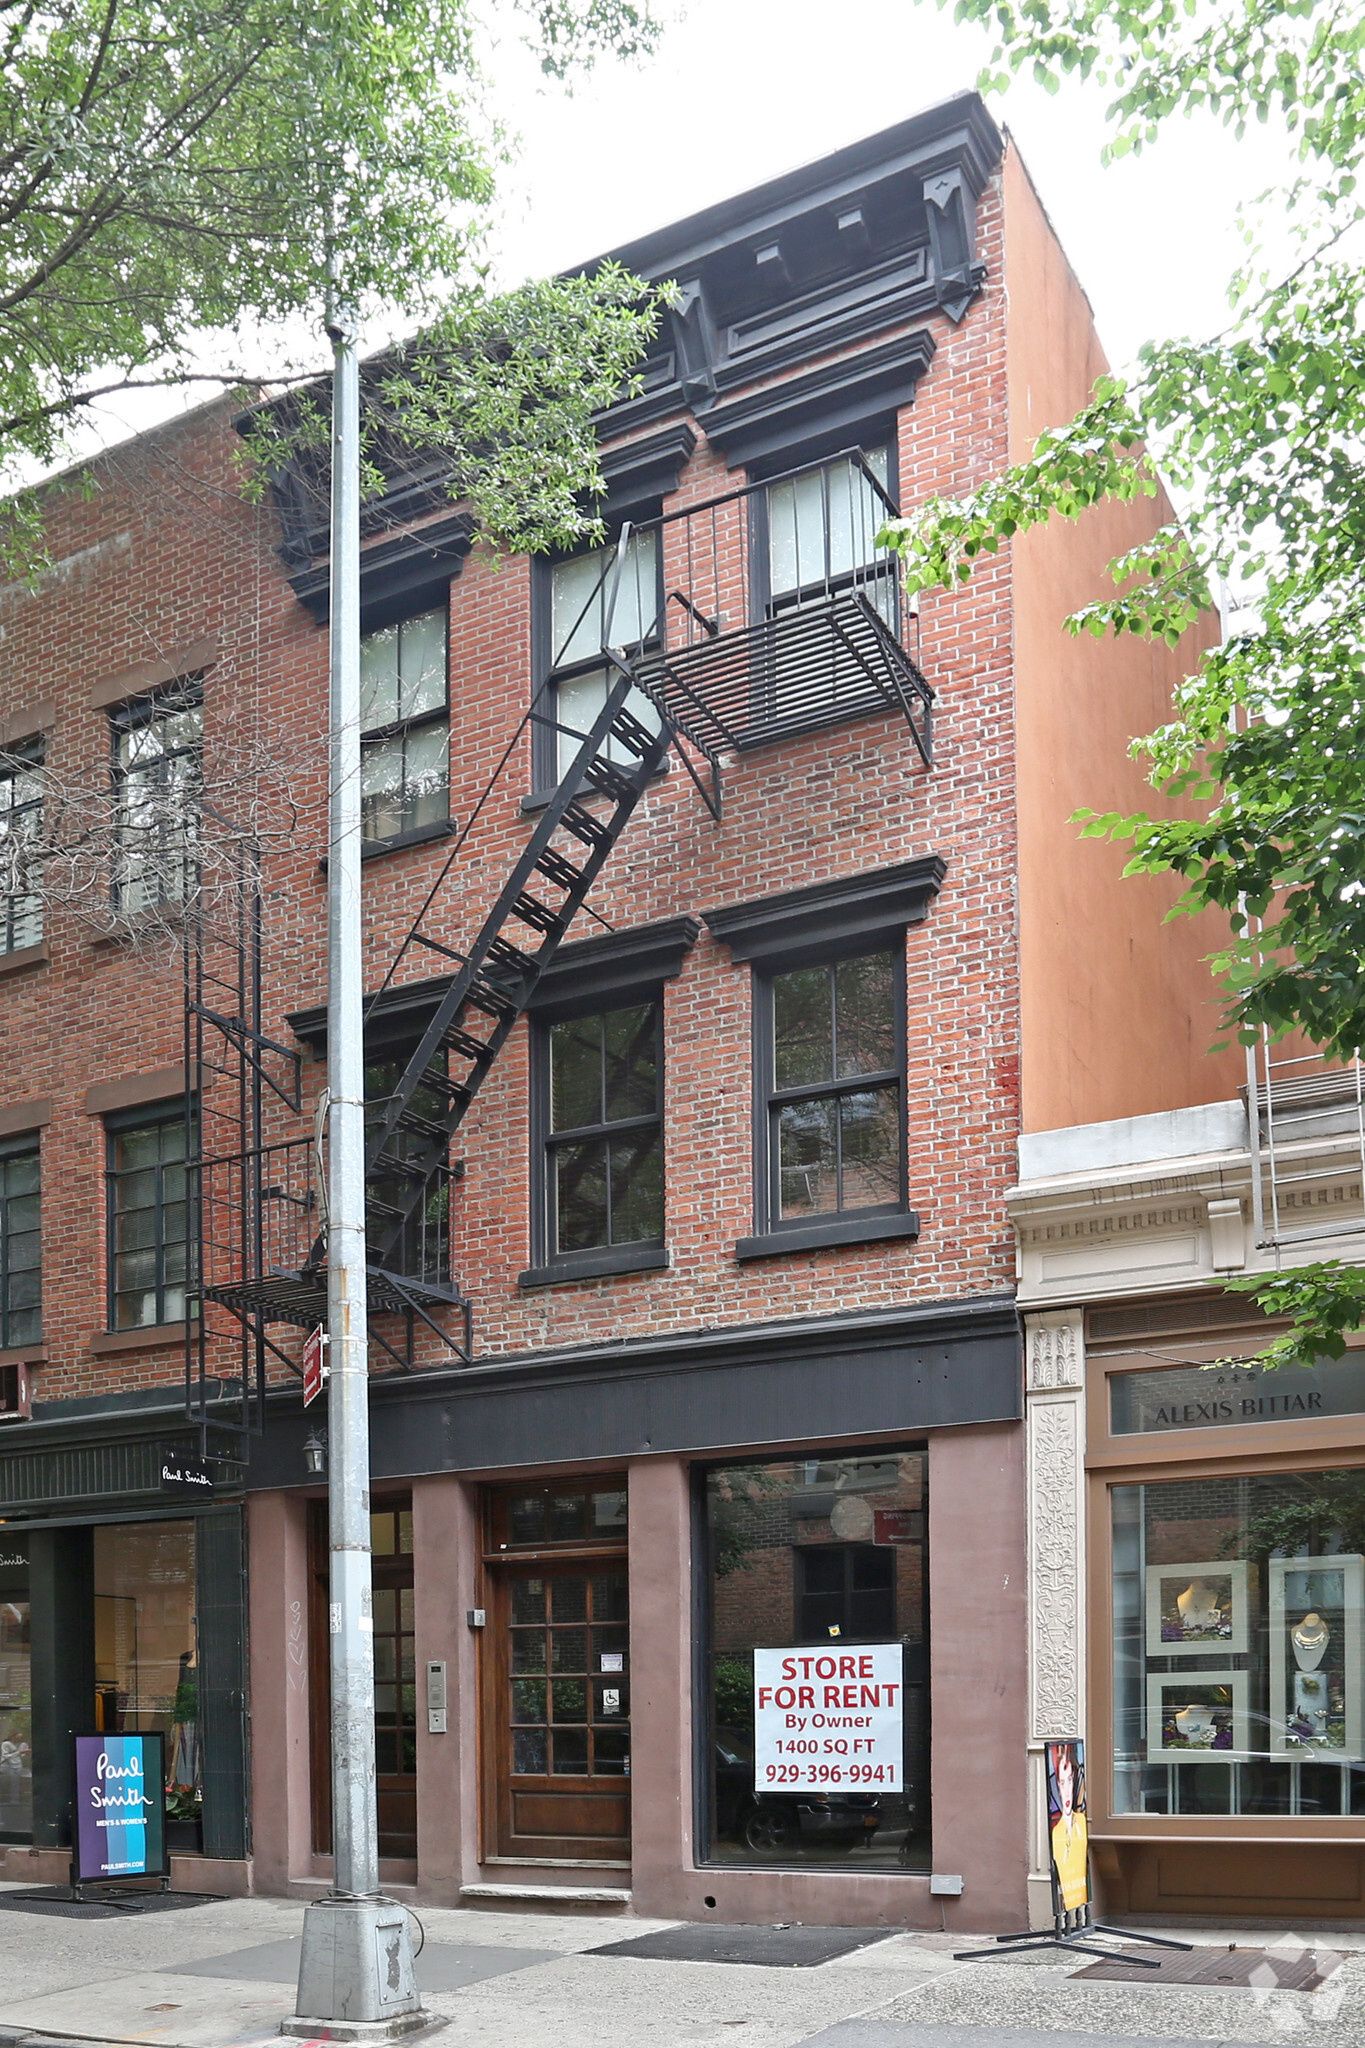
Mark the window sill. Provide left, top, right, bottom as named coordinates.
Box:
left=88, top=1322, right=188, bottom=1356
left=318, top=817, right=459, bottom=872
left=518, top=1245, right=670, bottom=1289
left=0, top=940, right=48, bottom=980
left=734, top=1212, right=921, bottom=1261
left=0, top=1344, right=45, bottom=1367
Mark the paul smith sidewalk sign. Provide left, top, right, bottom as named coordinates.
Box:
left=71, top=1732, right=168, bottom=1886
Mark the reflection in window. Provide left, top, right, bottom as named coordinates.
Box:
left=766, top=448, right=893, bottom=621
left=93, top=1522, right=199, bottom=1842
left=548, top=534, right=662, bottom=777
left=0, top=1545, right=30, bottom=1839
left=360, top=609, right=448, bottom=842
left=508, top=1570, right=630, bottom=1779
left=703, top=1448, right=930, bottom=1869
left=111, top=683, right=202, bottom=915
left=1113, top=1468, right=1365, bottom=1818
left=544, top=1003, right=663, bottom=1257
left=0, top=738, right=43, bottom=952
left=766, top=950, right=903, bottom=1223
left=0, top=1142, right=40, bottom=1349
left=106, top=1107, right=195, bottom=1329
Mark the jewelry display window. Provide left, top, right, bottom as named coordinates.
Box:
left=1112, top=1468, right=1365, bottom=1818
left=1268, top=1555, right=1364, bottom=1758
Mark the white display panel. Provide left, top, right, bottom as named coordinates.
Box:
left=1269, top=1554, right=1364, bottom=1759
left=752, top=1644, right=903, bottom=1792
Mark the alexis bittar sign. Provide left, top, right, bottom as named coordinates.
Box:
left=1110, top=1354, right=1365, bottom=1436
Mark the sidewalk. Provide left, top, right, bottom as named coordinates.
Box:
left=0, top=1886, right=1361, bottom=2048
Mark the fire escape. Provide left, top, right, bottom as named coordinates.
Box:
left=185, top=449, right=934, bottom=1446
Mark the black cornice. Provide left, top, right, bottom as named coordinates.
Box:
left=287, top=916, right=702, bottom=1052
left=705, top=856, right=946, bottom=968
left=697, top=331, right=936, bottom=471
left=288, top=509, right=476, bottom=626
left=596, top=422, right=697, bottom=516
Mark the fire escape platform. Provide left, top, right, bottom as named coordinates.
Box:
left=624, top=589, right=932, bottom=763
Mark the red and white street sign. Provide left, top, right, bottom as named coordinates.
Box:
left=302, top=1324, right=329, bottom=1408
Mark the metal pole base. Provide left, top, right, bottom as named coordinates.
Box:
left=284, top=1895, right=425, bottom=2038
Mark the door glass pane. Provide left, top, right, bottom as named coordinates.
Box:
left=0, top=1544, right=30, bottom=1837
left=512, top=1578, right=545, bottom=1625
left=93, top=1522, right=198, bottom=1839
left=552, top=1578, right=588, bottom=1625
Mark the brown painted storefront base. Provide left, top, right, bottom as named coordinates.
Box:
left=1095, top=1838, right=1365, bottom=1921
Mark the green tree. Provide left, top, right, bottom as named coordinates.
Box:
left=880, top=0, right=1365, bottom=1367
left=0, top=0, right=662, bottom=550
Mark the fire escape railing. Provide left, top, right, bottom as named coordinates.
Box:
left=187, top=448, right=936, bottom=1396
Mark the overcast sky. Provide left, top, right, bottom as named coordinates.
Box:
left=66, top=0, right=1288, bottom=466
left=482, top=0, right=1286, bottom=377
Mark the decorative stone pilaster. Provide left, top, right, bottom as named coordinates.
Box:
left=1024, top=1307, right=1086, bottom=1927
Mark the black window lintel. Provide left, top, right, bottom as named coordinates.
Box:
left=704, top=856, right=944, bottom=970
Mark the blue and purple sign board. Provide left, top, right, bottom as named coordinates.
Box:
left=71, top=1733, right=167, bottom=1885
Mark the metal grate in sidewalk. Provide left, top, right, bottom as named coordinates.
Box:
left=1071, top=1944, right=1341, bottom=1990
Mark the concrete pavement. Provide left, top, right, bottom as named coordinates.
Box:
left=0, top=1888, right=1360, bottom=2048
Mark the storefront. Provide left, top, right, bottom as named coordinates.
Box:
left=247, top=1296, right=1027, bottom=1928
left=0, top=1406, right=249, bottom=1882
left=1085, top=1301, right=1365, bottom=1920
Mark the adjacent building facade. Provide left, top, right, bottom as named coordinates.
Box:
left=1013, top=1054, right=1365, bottom=1924
left=0, top=94, right=1239, bottom=1928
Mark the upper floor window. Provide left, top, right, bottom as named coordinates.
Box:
left=360, top=608, right=448, bottom=842
left=543, top=534, right=662, bottom=782
left=106, top=1105, right=194, bottom=1329
left=538, top=1000, right=663, bottom=1265
left=111, top=683, right=202, bottom=916
left=759, top=947, right=905, bottom=1229
left=0, top=1139, right=40, bottom=1347
left=0, top=738, right=43, bottom=952
left=761, top=447, right=894, bottom=626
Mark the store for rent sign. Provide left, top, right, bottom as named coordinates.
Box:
left=753, top=1645, right=903, bottom=1791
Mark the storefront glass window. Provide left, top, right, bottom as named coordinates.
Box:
left=1113, top=1470, right=1365, bottom=1816
left=94, top=1522, right=200, bottom=1838
left=0, top=1538, right=30, bottom=1837
left=702, top=1448, right=929, bottom=1868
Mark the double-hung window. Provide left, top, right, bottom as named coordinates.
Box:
left=762, top=447, right=895, bottom=625
left=533, top=1001, right=664, bottom=1274
left=542, top=534, right=662, bottom=782
left=363, top=1040, right=451, bottom=1284
left=0, top=1140, right=40, bottom=1346
left=359, top=608, right=449, bottom=843
left=106, top=1106, right=194, bottom=1329
left=759, top=947, right=906, bottom=1229
left=0, top=738, right=43, bottom=953
left=111, top=683, right=203, bottom=915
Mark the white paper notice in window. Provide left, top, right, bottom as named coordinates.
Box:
left=752, top=1643, right=903, bottom=1792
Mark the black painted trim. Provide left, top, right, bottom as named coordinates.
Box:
left=317, top=817, right=459, bottom=874
left=529, top=916, right=702, bottom=1022
left=242, top=1292, right=1023, bottom=1487
left=289, top=511, right=476, bottom=625
left=518, top=1245, right=671, bottom=1289
left=736, top=1212, right=922, bottom=1261
left=697, top=333, right=935, bottom=473
left=596, top=422, right=697, bottom=516
left=705, top=856, right=946, bottom=970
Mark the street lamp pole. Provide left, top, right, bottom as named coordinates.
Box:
left=284, top=294, right=423, bottom=2042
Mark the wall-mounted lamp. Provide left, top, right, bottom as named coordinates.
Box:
left=303, top=1425, right=328, bottom=1478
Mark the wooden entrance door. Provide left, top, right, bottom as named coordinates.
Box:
left=483, top=1480, right=630, bottom=1862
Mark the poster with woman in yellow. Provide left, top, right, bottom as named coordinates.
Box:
left=1046, top=1739, right=1089, bottom=1914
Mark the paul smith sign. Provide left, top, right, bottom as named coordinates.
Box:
left=1111, top=1355, right=1365, bottom=1436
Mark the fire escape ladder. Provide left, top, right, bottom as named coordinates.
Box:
left=362, top=671, right=673, bottom=1273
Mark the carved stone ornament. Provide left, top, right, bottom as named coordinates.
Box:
left=1028, top=1395, right=1083, bottom=1741
left=1025, top=1309, right=1084, bottom=1391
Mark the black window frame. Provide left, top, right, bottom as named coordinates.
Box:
left=529, top=527, right=665, bottom=796
left=747, top=436, right=900, bottom=631
left=109, top=678, right=204, bottom=916
left=752, top=940, right=909, bottom=1242
left=525, top=993, right=668, bottom=1286
left=0, top=1134, right=41, bottom=1349
left=0, top=735, right=43, bottom=955
left=104, top=1101, right=197, bottom=1332
left=358, top=600, right=451, bottom=849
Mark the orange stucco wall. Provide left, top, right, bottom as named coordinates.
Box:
left=1002, top=142, right=1243, bottom=1132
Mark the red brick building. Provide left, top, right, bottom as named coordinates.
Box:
left=0, top=94, right=1238, bottom=1926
